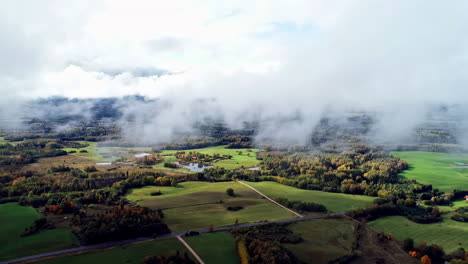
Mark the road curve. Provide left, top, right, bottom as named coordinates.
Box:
left=1, top=212, right=344, bottom=264
left=237, top=180, right=303, bottom=217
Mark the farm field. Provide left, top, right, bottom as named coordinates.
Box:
left=39, top=238, right=189, bottom=264
left=184, top=232, right=239, bottom=264
left=0, top=203, right=78, bottom=262
left=284, top=218, right=355, bottom=264
left=369, top=215, right=468, bottom=253
left=246, top=181, right=375, bottom=212
left=161, top=145, right=261, bottom=169
left=126, top=181, right=295, bottom=232
left=392, top=151, right=468, bottom=191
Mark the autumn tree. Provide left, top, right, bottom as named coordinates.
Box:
left=421, top=255, right=432, bottom=264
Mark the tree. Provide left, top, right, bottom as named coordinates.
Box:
left=420, top=255, right=432, bottom=264
left=403, top=238, right=414, bottom=251
left=226, top=188, right=235, bottom=197
left=171, top=179, right=178, bottom=187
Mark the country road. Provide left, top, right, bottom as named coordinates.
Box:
left=237, top=180, right=303, bottom=217
left=1, top=212, right=345, bottom=264
left=177, top=236, right=205, bottom=264
left=1, top=181, right=344, bottom=264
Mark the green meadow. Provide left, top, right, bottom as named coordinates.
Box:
left=392, top=151, right=468, bottom=191
left=0, top=203, right=78, bottom=261
left=284, top=218, right=355, bottom=264
left=246, top=181, right=375, bottom=212
left=161, top=145, right=261, bottom=169
left=369, top=215, right=468, bottom=253
left=185, top=232, right=239, bottom=264
left=39, top=238, right=189, bottom=264
left=126, top=181, right=294, bottom=232
left=62, top=141, right=105, bottom=161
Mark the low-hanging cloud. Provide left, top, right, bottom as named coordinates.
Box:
left=2, top=0, right=468, bottom=147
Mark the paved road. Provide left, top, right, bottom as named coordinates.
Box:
left=237, top=181, right=303, bottom=217
left=177, top=236, right=205, bottom=264
left=0, top=213, right=344, bottom=264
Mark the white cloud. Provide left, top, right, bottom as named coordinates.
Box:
left=3, top=0, right=468, bottom=144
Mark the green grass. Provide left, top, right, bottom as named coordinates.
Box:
left=62, top=141, right=106, bottom=161
left=0, top=203, right=78, bottom=261
left=246, top=181, right=375, bottom=212
left=162, top=145, right=260, bottom=169
left=126, top=181, right=294, bottom=232
left=392, top=151, right=468, bottom=191
left=424, top=200, right=468, bottom=212
left=185, top=232, right=239, bottom=264
left=39, top=238, right=189, bottom=264
left=0, top=137, right=22, bottom=145
left=284, top=218, right=355, bottom=264
left=369, top=215, right=468, bottom=253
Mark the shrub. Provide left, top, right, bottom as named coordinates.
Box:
left=403, top=238, right=415, bottom=251
left=150, top=190, right=162, bottom=196
left=84, top=166, right=97, bottom=173
left=226, top=188, right=235, bottom=196
left=227, top=206, right=243, bottom=211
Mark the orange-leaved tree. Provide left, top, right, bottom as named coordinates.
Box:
left=421, top=255, right=432, bottom=264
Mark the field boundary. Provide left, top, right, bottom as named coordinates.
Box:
left=237, top=181, right=303, bottom=218
left=177, top=236, right=205, bottom=264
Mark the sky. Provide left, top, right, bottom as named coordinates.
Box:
left=2, top=0, right=468, bottom=144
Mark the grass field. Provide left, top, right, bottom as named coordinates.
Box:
left=0, top=136, right=22, bottom=145
left=246, top=181, right=375, bottom=212
left=185, top=232, right=239, bottom=264
left=161, top=145, right=260, bottom=169
left=126, top=181, right=294, bottom=232
left=369, top=215, right=468, bottom=253
left=39, top=238, right=189, bottom=264
left=62, top=141, right=106, bottom=161
left=392, top=151, right=468, bottom=191
left=0, top=203, right=78, bottom=261
left=284, top=218, right=355, bottom=264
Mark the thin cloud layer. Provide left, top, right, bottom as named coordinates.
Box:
left=1, top=0, right=468, bottom=145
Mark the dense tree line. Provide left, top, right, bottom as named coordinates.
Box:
left=275, top=197, right=327, bottom=213
left=71, top=205, right=170, bottom=244
left=143, top=252, right=195, bottom=264
left=347, top=196, right=442, bottom=223
left=231, top=223, right=302, bottom=264
left=451, top=207, right=468, bottom=222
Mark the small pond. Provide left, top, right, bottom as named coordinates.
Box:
left=96, top=162, right=112, bottom=165
left=135, top=153, right=151, bottom=158
left=174, top=162, right=213, bottom=172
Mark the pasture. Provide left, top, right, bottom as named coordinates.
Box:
left=0, top=136, right=23, bottom=145
left=246, top=181, right=375, bottom=212
left=62, top=141, right=105, bottom=161
left=185, top=232, right=239, bottom=264
left=369, top=215, right=468, bottom=253
left=392, top=151, right=468, bottom=191
left=284, top=218, right=355, bottom=264
left=126, top=181, right=294, bottom=232
left=161, top=145, right=261, bottom=169
left=39, top=238, right=189, bottom=264
left=0, top=203, right=78, bottom=261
